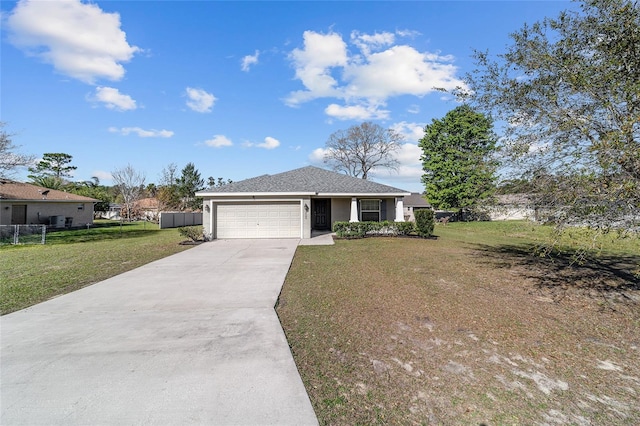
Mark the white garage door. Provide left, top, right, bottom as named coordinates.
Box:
left=216, top=202, right=301, bottom=239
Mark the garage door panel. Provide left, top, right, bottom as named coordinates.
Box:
left=216, top=202, right=300, bottom=239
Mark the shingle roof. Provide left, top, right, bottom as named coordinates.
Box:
left=0, top=179, right=98, bottom=202
left=403, top=192, right=431, bottom=208
left=198, top=166, right=410, bottom=195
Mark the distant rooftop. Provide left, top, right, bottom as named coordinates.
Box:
left=403, top=192, right=431, bottom=207
left=0, top=179, right=97, bottom=202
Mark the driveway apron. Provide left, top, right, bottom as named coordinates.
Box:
left=1, top=239, right=318, bottom=425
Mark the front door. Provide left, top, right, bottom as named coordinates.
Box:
left=312, top=199, right=330, bottom=230
left=11, top=205, right=27, bottom=225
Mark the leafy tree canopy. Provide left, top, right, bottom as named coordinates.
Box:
left=420, top=105, right=498, bottom=210
left=28, top=153, right=77, bottom=180
left=177, top=162, right=205, bottom=211
left=466, top=0, right=640, bottom=229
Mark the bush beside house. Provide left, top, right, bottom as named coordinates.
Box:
left=332, top=216, right=435, bottom=239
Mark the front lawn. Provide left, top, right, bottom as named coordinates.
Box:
left=277, top=221, right=640, bottom=425
left=0, top=221, right=193, bottom=314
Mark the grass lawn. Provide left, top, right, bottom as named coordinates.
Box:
left=277, top=221, right=640, bottom=425
left=1, top=220, right=194, bottom=314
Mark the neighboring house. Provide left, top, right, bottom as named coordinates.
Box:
left=98, top=203, right=122, bottom=220
left=487, top=194, right=535, bottom=221
left=135, top=197, right=160, bottom=221
left=195, top=166, right=411, bottom=240
left=0, top=179, right=97, bottom=227
left=403, top=192, right=431, bottom=221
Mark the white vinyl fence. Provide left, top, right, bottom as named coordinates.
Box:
left=0, top=225, right=46, bottom=245
left=159, top=212, right=203, bottom=229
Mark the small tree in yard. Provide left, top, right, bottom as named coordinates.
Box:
left=414, top=209, right=435, bottom=237
left=0, top=122, right=34, bottom=178
left=177, top=162, right=205, bottom=211
left=112, top=164, right=145, bottom=222
left=420, top=105, right=498, bottom=213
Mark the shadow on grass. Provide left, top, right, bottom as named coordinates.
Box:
left=474, top=244, right=640, bottom=301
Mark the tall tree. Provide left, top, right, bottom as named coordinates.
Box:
left=466, top=0, right=640, bottom=229
left=0, top=122, right=34, bottom=178
left=420, top=105, right=498, bottom=210
left=177, top=162, right=204, bottom=210
left=112, top=164, right=146, bottom=221
left=28, top=153, right=77, bottom=180
left=156, top=163, right=181, bottom=211
left=323, top=122, right=402, bottom=180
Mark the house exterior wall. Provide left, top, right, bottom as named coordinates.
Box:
left=203, top=199, right=213, bottom=238
left=199, top=195, right=405, bottom=239
left=301, top=197, right=311, bottom=239
left=330, top=198, right=351, bottom=224
left=0, top=201, right=94, bottom=227
left=487, top=206, right=536, bottom=221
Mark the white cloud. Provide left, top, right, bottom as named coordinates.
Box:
left=92, top=170, right=113, bottom=181
left=350, top=30, right=395, bottom=55
left=285, top=31, right=348, bottom=106
left=308, top=147, right=328, bottom=164
left=407, top=104, right=420, bottom=114
left=186, top=87, right=216, bottom=113
left=325, top=103, right=389, bottom=121
left=258, top=136, right=280, bottom=149
left=204, top=135, right=233, bottom=148
left=109, top=126, right=173, bottom=138
left=343, top=45, right=461, bottom=100
left=94, top=87, right=136, bottom=111
left=390, top=121, right=425, bottom=142
left=244, top=136, right=281, bottom=150
left=6, top=0, right=139, bottom=84
left=368, top=143, right=423, bottom=183
left=241, top=50, right=260, bottom=71
left=286, top=29, right=466, bottom=120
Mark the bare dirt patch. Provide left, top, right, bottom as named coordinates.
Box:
left=277, top=227, right=640, bottom=425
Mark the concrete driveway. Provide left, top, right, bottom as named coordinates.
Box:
left=1, top=239, right=318, bottom=425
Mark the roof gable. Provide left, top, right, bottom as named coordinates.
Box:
left=198, top=166, right=410, bottom=195
left=0, top=180, right=98, bottom=202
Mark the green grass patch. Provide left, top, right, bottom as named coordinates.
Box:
left=1, top=220, right=193, bottom=314
left=277, top=221, right=640, bottom=425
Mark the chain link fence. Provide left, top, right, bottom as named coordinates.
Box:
left=0, top=225, right=46, bottom=245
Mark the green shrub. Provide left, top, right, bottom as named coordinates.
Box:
left=414, top=209, right=435, bottom=237
left=332, top=221, right=416, bottom=238
left=396, top=221, right=416, bottom=236
left=177, top=225, right=203, bottom=242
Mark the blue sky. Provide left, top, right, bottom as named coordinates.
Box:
left=1, top=0, right=574, bottom=192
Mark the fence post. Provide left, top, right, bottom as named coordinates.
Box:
left=13, top=225, right=18, bottom=245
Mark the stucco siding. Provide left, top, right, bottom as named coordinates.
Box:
left=0, top=202, right=94, bottom=226
left=331, top=198, right=351, bottom=224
